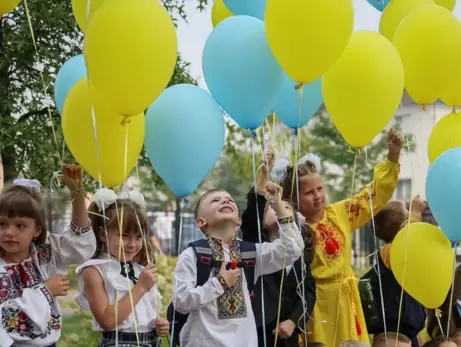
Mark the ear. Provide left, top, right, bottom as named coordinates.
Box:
left=98, top=226, right=108, bottom=243
left=33, top=227, right=42, bottom=239
left=236, top=216, right=242, bottom=227
left=196, top=217, right=207, bottom=229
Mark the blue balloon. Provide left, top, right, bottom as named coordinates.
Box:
left=223, top=0, right=267, bottom=20
left=54, top=55, right=87, bottom=114
left=145, top=84, right=225, bottom=197
left=202, top=16, right=284, bottom=130
left=426, top=147, right=461, bottom=241
left=367, top=0, right=390, bottom=11
left=273, top=75, right=323, bottom=129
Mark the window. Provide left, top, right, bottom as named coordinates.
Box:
left=395, top=179, right=412, bottom=201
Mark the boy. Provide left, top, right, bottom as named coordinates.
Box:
left=372, top=332, right=412, bottom=347
left=172, top=188, right=304, bottom=347
left=361, top=196, right=427, bottom=347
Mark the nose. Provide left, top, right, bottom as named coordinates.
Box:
left=5, top=226, right=15, bottom=237
left=126, top=237, right=138, bottom=249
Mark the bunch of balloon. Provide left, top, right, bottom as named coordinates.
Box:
left=428, top=112, right=461, bottom=164
left=322, top=31, right=404, bottom=148
left=202, top=15, right=284, bottom=130
left=61, top=78, right=145, bottom=187
left=0, top=0, right=21, bottom=15
left=391, top=3, right=461, bottom=106
left=390, top=222, right=454, bottom=309
left=144, top=84, right=225, bottom=198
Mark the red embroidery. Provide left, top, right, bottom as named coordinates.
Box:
left=316, top=221, right=343, bottom=259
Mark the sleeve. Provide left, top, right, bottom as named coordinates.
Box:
left=254, top=221, right=304, bottom=281
left=172, top=248, right=225, bottom=314
left=47, top=220, right=96, bottom=275
left=0, top=274, right=53, bottom=339
left=332, top=159, right=400, bottom=232
left=288, top=261, right=316, bottom=330
left=240, top=188, right=267, bottom=243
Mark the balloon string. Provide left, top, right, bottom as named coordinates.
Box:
left=22, top=0, right=62, bottom=166
left=445, top=242, right=457, bottom=340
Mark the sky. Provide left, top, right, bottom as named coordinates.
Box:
left=176, top=0, right=461, bottom=88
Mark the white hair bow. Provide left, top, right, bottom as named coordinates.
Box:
left=14, top=179, right=41, bottom=192
left=93, top=188, right=146, bottom=212
left=270, top=153, right=322, bottom=182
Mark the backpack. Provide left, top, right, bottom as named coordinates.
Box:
left=167, top=239, right=257, bottom=347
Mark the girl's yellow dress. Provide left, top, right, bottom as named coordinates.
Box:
left=305, top=159, right=400, bottom=346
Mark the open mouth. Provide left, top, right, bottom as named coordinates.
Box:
left=219, top=206, right=233, bottom=213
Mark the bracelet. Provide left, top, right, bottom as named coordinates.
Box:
left=278, top=216, right=294, bottom=225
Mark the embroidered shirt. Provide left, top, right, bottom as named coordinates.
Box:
left=173, top=222, right=304, bottom=347
left=75, top=255, right=163, bottom=334
left=0, top=221, right=95, bottom=347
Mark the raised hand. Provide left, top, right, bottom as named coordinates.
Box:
left=62, top=164, right=84, bottom=197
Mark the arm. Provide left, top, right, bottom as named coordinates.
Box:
left=173, top=248, right=225, bottom=314
left=0, top=273, right=53, bottom=337
left=333, top=158, right=400, bottom=231
left=81, top=266, right=147, bottom=331
left=47, top=221, right=96, bottom=274
left=254, top=221, right=304, bottom=279
left=240, top=188, right=267, bottom=243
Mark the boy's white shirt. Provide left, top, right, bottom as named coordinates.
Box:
left=173, top=222, right=304, bottom=347
left=0, top=222, right=95, bottom=347
left=75, top=254, right=163, bottom=333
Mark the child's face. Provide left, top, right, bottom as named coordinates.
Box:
left=298, top=173, right=326, bottom=217
left=102, top=225, right=143, bottom=262
left=452, top=335, right=461, bottom=347
left=196, top=191, right=240, bottom=230
left=0, top=216, right=41, bottom=260
left=440, top=342, right=458, bottom=347
left=263, top=201, right=295, bottom=231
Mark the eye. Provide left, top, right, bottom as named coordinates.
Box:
left=211, top=198, right=219, bottom=203
left=136, top=235, right=143, bottom=240
left=0, top=222, right=6, bottom=228
left=16, top=224, right=25, bottom=229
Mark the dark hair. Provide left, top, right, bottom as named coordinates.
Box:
left=194, top=188, right=228, bottom=219
left=281, top=161, right=318, bottom=207
left=0, top=184, right=47, bottom=246
left=451, top=329, right=461, bottom=338
left=372, top=332, right=411, bottom=345
left=88, top=199, right=154, bottom=266
left=374, top=201, right=407, bottom=243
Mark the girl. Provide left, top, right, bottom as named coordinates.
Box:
left=241, top=151, right=316, bottom=347
left=75, top=188, right=169, bottom=347
left=0, top=164, right=96, bottom=347
left=278, top=128, right=404, bottom=345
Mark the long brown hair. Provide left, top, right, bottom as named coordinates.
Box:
left=88, top=199, right=155, bottom=266
left=0, top=184, right=47, bottom=246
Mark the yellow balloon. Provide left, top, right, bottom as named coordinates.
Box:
left=428, top=112, right=461, bottom=163
left=434, top=0, right=456, bottom=10
left=0, top=0, right=21, bottom=15
left=71, top=0, right=104, bottom=33
left=393, top=4, right=461, bottom=105
left=265, top=0, right=354, bottom=84
left=84, top=0, right=177, bottom=117
left=379, top=0, right=433, bottom=41
left=322, top=31, right=404, bottom=148
left=62, top=78, right=145, bottom=187
left=440, top=63, right=461, bottom=107
left=390, top=223, right=454, bottom=309
left=211, top=0, right=233, bottom=27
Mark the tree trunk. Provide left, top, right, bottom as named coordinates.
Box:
left=0, top=18, right=15, bottom=184
left=174, top=197, right=182, bottom=256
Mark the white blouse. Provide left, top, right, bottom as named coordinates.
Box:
left=75, top=255, right=163, bottom=334
left=0, top=222, right=95, bottom=347
left=173, top=222, right=304, bottom=347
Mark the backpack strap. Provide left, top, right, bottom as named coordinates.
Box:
left=189, top=239, right=221, bottom=287
left=238, top=241, right=257, bottom=294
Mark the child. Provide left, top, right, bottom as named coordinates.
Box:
left=339, top=341, right=370, bottom=347
left=372, top=332, right=412, bottom=347
left=172, top=188, right=304, bottom=347
left=423, top=336, right=457, bottom=347
left=75, top=188, right=169, bottom=346
left=361, top=195, right=427, bottom=347
left=0, top=165, right=96, bottom=347
left=278, top=128, right=404, bottom=345
left=451, top=331, right=461, bottom=347
left=241, top=152, right=316, bottom=347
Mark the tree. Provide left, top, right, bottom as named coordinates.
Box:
left=0, top=0, right=209, bottom=186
